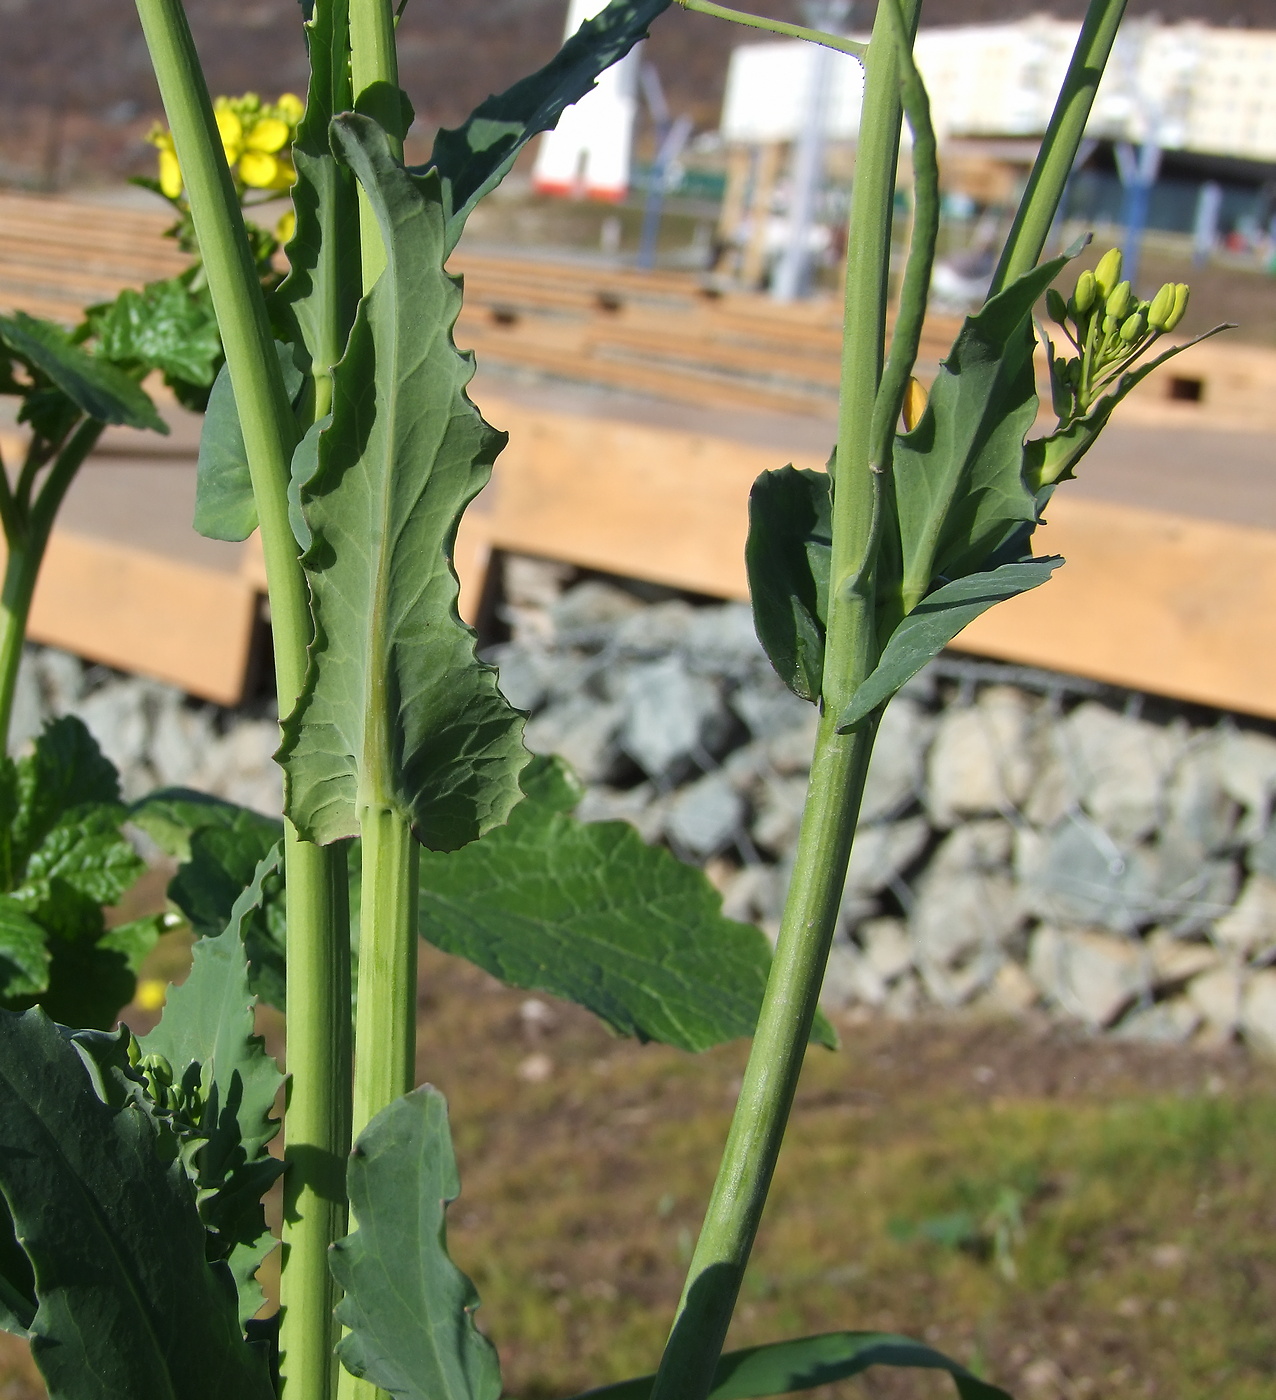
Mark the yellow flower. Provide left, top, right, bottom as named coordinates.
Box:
left=214, top=105, right=243, bottom=164
left=134, top=978, right=168, bottom=1012
left=902, top=375, right=928, bottom=431
left=276, top=92, right=305, bottom=125
left=158, top=147, right=183, bottom=199
left=246, top=116, right=290, bottom=154
left=275, top=208, right=297, bottom=244
left=239, top=150, right=296, bottom=189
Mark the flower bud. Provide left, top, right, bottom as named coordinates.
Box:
left=902, top=376, right=928, bottom=431
left=1102, top=315, right=1118, bottom=338
left=1045, top=287, right=1068, bottom=325
left=1106, top=280, right=1132, bottom=322
left=1165, top=283, right=1189, bottom=332
left=1094, top=248, right=1123, bottom=299
left=1120, top=310, right=1147, bottom=344
left=1146, top=283, right=1176, bottom=331
left=1072, top=269, right=1096, bottom=315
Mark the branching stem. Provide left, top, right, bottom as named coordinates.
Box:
left=674, top=0, right=865, bottom=59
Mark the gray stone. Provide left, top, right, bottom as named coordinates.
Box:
left=683, top=604, right=765, bottom=676
left=205, top=719, right=283, bottom=814
left=821, top=942, right=887, bottom=1009
left=719, top=863, right=780, bottom=925
left=1151, top=842, right=1239, bottom=937
left=1247, top=822, right=1276, bottom=881
left=490, top=644, right=552, bottom=713
left=1215, top=728, right=1276, bottom=841
left=666, top=771, right=745, bottom=857
left=1113, top=998, right=1200, bottom=1044
left=1017, top=816, right=1160, bottom=934
left=910, top=869, right=1024, bottom=968
left=34, top=647, right=85, bottom=714
left=612, top=600, right=696, bottom=654
left=1062, top=702, right=1184, bottom=843
left=844, top=817, right=930, bottom=898
left=720, top=740, right=769, bottom=792
left=575, top=783, right=667, bottom=843
left=74, top=681, right=152, bottom=781
left=981, top=960, right=1040, bottom=1014
left=524, top=696, right=623, bottom=784
left=731, top=682, right=813, bottom=742
left=1144, top=929, right=1219, bottom=989
left=150, top=697, right=215, bottom=788
left=1241, top=969, right=1276, bottom=1056
left=1212, top=874, right=1276, bottom=953
left=858, top=917, right=913, bottom=982
left=919, top=953, right=1002, bottom=1007
left=1187, top=965, right=1244, bottom=1038
left=861, top=695, right=930, bottom=823
left=925, top=686, right=1040, bottom=827
left=1028, top=925, right=1147, bottom=1027
left=764, top=710, right=819, bottom=774
left=1164, top=742, right=1239, bottom=855
left=7, top=655, right=43, bottom=754
left=548, top=581, right=643, bottom=645
left=883, top=970, right=922, bottom=1019
left=751, top=773, right=810, bottom=854
left=618, top=657, right=727, bottom=778
left=927, top=818, right=1013, bottom=876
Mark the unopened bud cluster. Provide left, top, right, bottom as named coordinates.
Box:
left=1044, top=248, right=1189, bottom=422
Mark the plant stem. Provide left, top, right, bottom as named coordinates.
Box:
left=349, top=0, right=401, bottom=288
left=989, top=0, right=1128, bottom=296
left=648, top=7, right=917, bottom=1400
left=131, top=5, right=352, bottom=1397
left=673, top=0, right=866, bottom=59
left=0, top=418, right=102, bottom=749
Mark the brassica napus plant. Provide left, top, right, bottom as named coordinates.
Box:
left=0, top=3, right=1225, bottom=1400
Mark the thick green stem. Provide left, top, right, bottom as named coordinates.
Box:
left=648, top=8, right=917, bottom=1400
left=349, top=0, right=401, bottom=288
left=0, top=418, right=103, bottom=749
left=990, top=0, right=1128, bottom=296
left=131, top=6, right=352, bottom=1398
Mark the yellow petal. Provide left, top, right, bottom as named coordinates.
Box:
left=902, top=376, right=928, bottom=431
left=158, top=147, right=183, bottom=199
left=246, top=116, right=290, bottom=153
left=134, top=978, right=168, bottom=1012
left=238, top=150, right=280, bottom=188
left=276, top=92, right=305, bottom=125
left=215, top=107, right=243, bottom=153
left=275, top=208, right=297, bottom=245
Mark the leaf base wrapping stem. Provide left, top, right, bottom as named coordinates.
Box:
left=648, top=710, right=875, bottom=1400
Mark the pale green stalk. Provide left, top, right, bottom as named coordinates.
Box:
left=349, top=0, right=402, bottom=288
left=0, top=419, right=103, bottom=747
left=647, top=6, right=920, bottom=1400
left=990, top=0, right=1128, bottom=295
left=131, top=5, right=351, bottom=1398
left=674, top=0, right=866, bottom=59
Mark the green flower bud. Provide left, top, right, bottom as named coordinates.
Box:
left=1094, top=248, right=1123, bottom=298
left=1045, top=287, right=1068, bottom=324
left=1072, top=269, right=1097, bottom=315
left=1120, top=310, right=1147, bottom=344
left=1106, top=280, right=1132, bottom=322
left=1165, top=283, right=1189, bottom=332
left=1102, top=314, right=1119, bottom=339
left=1146, top=283, right=1176, bottom=331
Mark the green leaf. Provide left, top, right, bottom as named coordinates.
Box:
left=745, top=466, right=831, bottom=703
left=0, top=897, right=50, bottom=1000
left=419, top=756, right=832, bottom=1051
left=1026, top=323, right=1233, bottom=500
left=0, top=311, right=166, bottom=434
left=889, top=256, right=1068, bottom=607
left=195, top=341, right=305, bottom=542
left=571, top=1331, right=1012, bottom=1400
left=331, top=1085, right=501, bottom=1400
left=86, top=275, right=222, bottom=391
left=14, top=717, right=121, bottom=871
left=0, top=1008, right=275, bottom=1400
left=427, top=0, right=670, bottom=252
left=18, top=803, right=144, bottom=916
left=130, top=787, right=282, bottom=863
left=0, top=1196, right=35, bottom=1338
left=838, top=559, right=1062, bottom=732
left=141, top=846, right=286, bottom=1326
left=280, top=116, right=528, bottom=850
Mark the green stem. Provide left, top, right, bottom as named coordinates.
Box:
left=349, top=0, right=401, bottom=288
left=648, top=8, right=917, bottom=1400
left=131, top=6, right=352, bottom=1398
left=989, top=0, right=1128, bottom=296
left=673, top=0, right=866, bottom=59
left=0, top=418, right=103, bottom=748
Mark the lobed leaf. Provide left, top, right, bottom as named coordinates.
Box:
left=0, top=311, right=166, bottom=434
left=428, top=0, right=671, bottom=252
left=839, top=559, right=1062, bottom=731
left=280, top=116, right=528, bottom=850
left=745, top=466, right=831, bottom=703
left=572, top=1330, right=1012, bottom=1400
left=331, top=1085, right=502, bottom=1400
left=419, top=756, right=833, bottom=1052
left=0, top=1008, right=275, bottom=1399
left=86, top=275, right=222, bottom=394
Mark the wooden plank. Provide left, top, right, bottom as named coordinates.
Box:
left=27, top=530, right=259, bottom=707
